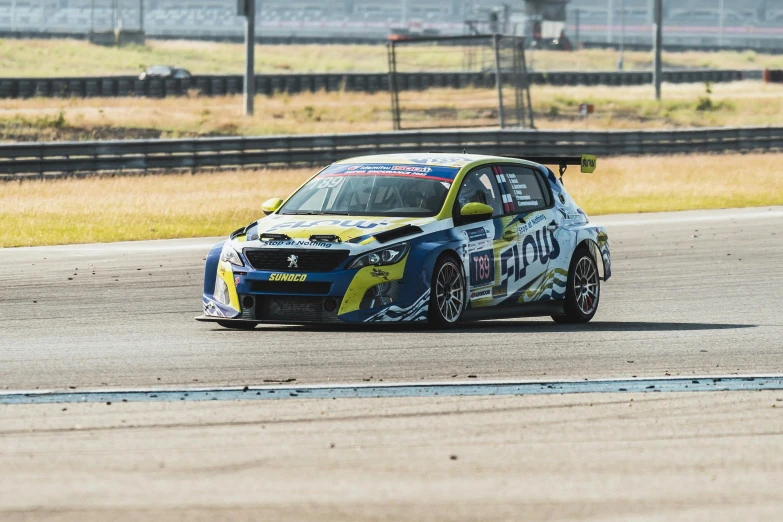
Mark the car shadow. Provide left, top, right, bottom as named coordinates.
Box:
left=215, top=321, right=758, bottom=334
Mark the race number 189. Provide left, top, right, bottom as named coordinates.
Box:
left=469, top=249, right=495, bottom=287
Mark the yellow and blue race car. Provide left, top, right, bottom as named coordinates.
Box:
left=196, top=153, right=611, bottom=329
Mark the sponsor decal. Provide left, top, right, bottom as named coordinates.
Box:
left=492, top=285, right=507, bottom=298
left=270, top=299, right=318, bottom=316
left=234, top=276, right=241, bottom=286
left=319, top=163, right=459, bottom=181
left=406, top=156, right=471, bottom=167
left=267, top=219, right=390, bottom=234
left=255, top=239, right=334, bottom=249
left=558, top=208, right=584, bottom=221
left=370, top=267, right=390, bottom=280
left=517, top=213, right=546, bottom=235
left=468, top=239, right=492, bottom=254
left=500, top=225, right=561, bottom=286
left=464, top=226, right=492, bottom=253
left=466, top=227, right=488, bottom=241
left=470, top=288, right=492, bottom=301
left=469, top=249, right=495, bottom=287
left=269, top=273, right=308, bottom=282
left=390, top=165, right=432, bottom=173
left=581, top=155, right=597, bottom=173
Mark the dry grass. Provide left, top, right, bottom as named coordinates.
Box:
left=1, top=81, right=782, bottom=141
left=2, top=154, right=782, bottom=247
left=566, top=154, right=783, bottom=215
left=0, top=39, right=780, bottom=77
left=0, top=168, right=315, bottom=247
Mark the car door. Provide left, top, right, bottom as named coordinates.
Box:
left=451, top=166, right=513, bottom=307
left=493, top=164, right=561, bottom=304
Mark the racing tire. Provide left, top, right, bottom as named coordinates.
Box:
left=217, top=320, right=258, bottom=330
left=428, top=253, right=467, bottom=328
left=552, top=246, right=600, bottom=324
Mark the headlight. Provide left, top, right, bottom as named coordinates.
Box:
left=220, top=243, right=244, bottom=267
left=214, top=277, right=231, bottom=306
left=349, top=242, right=410, bottom=269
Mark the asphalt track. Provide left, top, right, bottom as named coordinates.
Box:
left=2, top=206, right=783, bottom=521
left=1, top=206, right=782, bottom=391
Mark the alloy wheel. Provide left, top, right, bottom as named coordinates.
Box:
left=435, top=261, right=464, bottom=323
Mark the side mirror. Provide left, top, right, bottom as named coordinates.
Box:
left=262, top=198, right=283, bottom=215
left=459, top=202, right=494, bottom=220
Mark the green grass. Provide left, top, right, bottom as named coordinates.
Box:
left=2, top=154, right=782, bottom=247
left=2, top=38, right=783, bottom=77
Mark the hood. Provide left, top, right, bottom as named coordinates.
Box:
left=232, top=214, right=441, bottom=251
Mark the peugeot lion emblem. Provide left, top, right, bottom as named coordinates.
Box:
left=287, top=254, right=299, bottom=268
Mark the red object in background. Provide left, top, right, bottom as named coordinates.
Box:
left=764, top=69, right=783, bottom=83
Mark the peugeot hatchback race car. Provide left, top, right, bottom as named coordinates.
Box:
left=196, top=153, right=611, bottom=329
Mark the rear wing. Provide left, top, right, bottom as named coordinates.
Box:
left=504, top=154, right=597, bottom=177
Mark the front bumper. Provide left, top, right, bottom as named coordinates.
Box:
left=201, top=254, right=427, bottom=324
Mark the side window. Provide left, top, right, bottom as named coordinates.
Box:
left=500, top=166, right=552, bottom=213
left=455, top=167, right=504, bottom=218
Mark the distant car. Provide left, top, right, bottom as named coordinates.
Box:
left=197, top=153, right=611, bottom=329
left=138, top=66, right=192, bottom=80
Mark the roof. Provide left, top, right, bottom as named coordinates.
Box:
left=335, top=152, right=536, bottom=170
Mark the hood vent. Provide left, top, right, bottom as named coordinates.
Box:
left=309, top=234, right=342, bottom=243
left=260, top=233, right=291, bottom=241
left=373, top=225, right=423, bottom=244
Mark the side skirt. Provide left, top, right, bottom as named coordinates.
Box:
left=462, top=299, right=565, bottom=322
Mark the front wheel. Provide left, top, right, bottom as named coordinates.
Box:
left=552, top=246, right=600, bottom=324
left=428, top=254, right=466, bottom=328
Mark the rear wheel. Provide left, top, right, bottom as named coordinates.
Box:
left=428, top=254, right=466, bottom=328
left=552, top=246, right=600, bottom=324
left=217, top=320, right=257, bottom=330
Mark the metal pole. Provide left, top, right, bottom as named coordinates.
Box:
left=493, top=33, right=505, bottom=128
left=618, top=0, right=625, bottom=70
left=575, top=8, right=580, bottom=48
left=90, top=0, right=94, bottom=34
left=140, top=0, right=144, bottom=32
left=653, top=0, right=662, bottom=100
left=718, top=0, right=724, bottom=47
left=243, top=0, right=255, bottom=116
left=388, top=41, right=401, bottom=130
left=607, top=0, right=613, bottom=45
left=401, top=0, right=408, bottom=29
left=11, top=0, right=16, bottom=33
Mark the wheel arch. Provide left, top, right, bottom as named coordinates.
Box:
left=575, top=238, right=606, bottom=281
left=203, top=240, right=225, bottom=295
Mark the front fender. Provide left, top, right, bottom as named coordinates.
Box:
left=203, top=241, right=225, bottom=295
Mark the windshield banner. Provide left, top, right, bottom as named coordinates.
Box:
left=320, top=163, right=459, bottom=183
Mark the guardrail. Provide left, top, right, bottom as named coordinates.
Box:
left=0, top=69, right=751, bottom=99
left=1, top=126, right=781, bottom=179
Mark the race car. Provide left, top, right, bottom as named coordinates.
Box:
left=196, top=153, right=611, bottom=329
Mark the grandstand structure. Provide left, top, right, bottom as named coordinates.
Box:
left=568, top=0, right=783, bottom=50
left=0, top=0, right=780, bottom=50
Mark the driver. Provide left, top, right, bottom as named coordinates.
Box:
left=400, top=185, right=427, bottom=209
left=457, top=176, right=490, bottom=208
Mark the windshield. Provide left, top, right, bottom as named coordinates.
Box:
left=279, top=163, right=458, bottom=217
